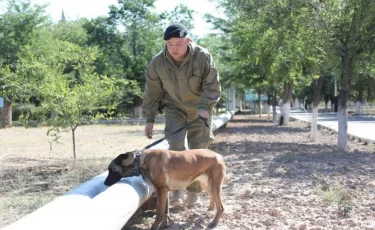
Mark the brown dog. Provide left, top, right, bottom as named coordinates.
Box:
left=104, top=148, right=227, bottom=230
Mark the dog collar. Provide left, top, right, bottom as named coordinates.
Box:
left=133, top=150, right=142, bottom=177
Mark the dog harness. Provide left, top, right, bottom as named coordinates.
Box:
left=133, top=150, right=142, bottom=177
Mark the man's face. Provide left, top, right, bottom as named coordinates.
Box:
left=166, top=37, right=190, bottom=61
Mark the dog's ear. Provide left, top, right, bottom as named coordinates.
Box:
left=114, top=154, right=128, bottom=164
left=114, top=152, right=135, bottom=166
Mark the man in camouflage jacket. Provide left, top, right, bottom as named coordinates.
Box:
left=142, top=23, right=221, bottom=207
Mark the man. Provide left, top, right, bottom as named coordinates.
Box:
left=142, top=23, right=221, bottom=207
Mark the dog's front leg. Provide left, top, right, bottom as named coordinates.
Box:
left=150, top=188, right=168, bottom=230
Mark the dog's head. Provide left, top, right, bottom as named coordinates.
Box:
left=104, top=151, right=136, bottom=186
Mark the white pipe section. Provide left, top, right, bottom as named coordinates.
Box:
left=3, top=111, right=235, bottom=230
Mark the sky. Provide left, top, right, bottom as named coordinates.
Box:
left=28, top=0, right=225, bottom=37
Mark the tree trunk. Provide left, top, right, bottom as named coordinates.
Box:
left=257, top=93, right=262, bottom=118
left=330, top=96, right=338, bottom=112
left=280, top=83, right=293, bottom=125
left=267, top=93, right=272, bottom=120
left=71, top=125, right=77, bottom=166
left=132, top=96, right=143, bottom=118
left=1, top=100, right=12, bottom=128
left=355, top=87, right=364, bottom=114
left=337, top=101, right=348, bottom=151
left=310, top=74, right=324, bottom=142
left=310, top=107, right=318, bottom=142
left=355, top=101, right=361, bottom=114
left=272, top=92, right=277, bottom=122
left=337, top=54, right=352, bottom=151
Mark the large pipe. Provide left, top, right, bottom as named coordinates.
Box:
left=3, top=111, right=235, bottom=230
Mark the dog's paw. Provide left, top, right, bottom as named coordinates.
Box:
left=162, top=215, right=171, bottom=228
left=207, top=221, right=218, bottom=229
left=150, top=220, right=164, bottom=230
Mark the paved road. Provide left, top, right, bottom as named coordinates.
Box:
left=289, top=109, right=375, bottom=144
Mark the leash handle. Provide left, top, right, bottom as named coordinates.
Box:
left=144, top=115, right=209, bottom=150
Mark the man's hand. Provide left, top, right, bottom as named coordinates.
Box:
left=197, top=108, right=209, bottom=119
left=145, top=122, right=154, bottom=139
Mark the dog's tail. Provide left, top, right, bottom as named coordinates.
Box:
left=223, top=173, right=233, bottom=184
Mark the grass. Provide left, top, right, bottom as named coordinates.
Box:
left=0, top=158, right=112, bottom=227
left=122, top=211, right=153, bottom=230
left=0, top=123, right=165, bottom=228
left=275, top=152, right=297, bottom=163
left=315, top=181, right=354, bottom=217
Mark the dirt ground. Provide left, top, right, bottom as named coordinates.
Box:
left=2, top=113, right=375, bottom=230
left=126, top=113, right=375, bottom=230
left=0, top=123, right=166, bottom=228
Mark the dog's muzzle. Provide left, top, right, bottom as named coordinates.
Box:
left=104, top=170, right=122, bottom=186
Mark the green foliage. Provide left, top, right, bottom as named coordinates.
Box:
left=1, top=24, right=133, bottom=159
left=215, top=0, right=323, bottom=103
left=215, top=0, right=375, bottom=113
left=197, top=34, right=235, bottom=89
left=159, top=3, right=195, bottom=31
left=315, top=180, right=354, bottom=217
left=12, top=103, right=43, bottom=123
left=53, top=19, right=89, bottom=46
left=0, top=0, right=48, bottom=101
left=108, top=0, right=164, bottom=89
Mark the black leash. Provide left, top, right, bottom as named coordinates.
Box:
left=143, top=116, right=209, bottom=150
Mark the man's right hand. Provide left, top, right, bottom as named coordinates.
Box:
left=145, top=122, right=154, bottom=139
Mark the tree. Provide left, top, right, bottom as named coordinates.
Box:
left=352, top=48, right=375, bottom=114
left=308, top=0, right=375, bottom=150
left=160, top=4, right=195, bottom=31
left=82, top=16, right=143, bottom=116
left=218, top=0, right=375, bottom=149
left=197, top=34, right=235, bottom=111
left=1, top=23, right=131, bottom=164
left=108, top=0, right=164, bottom=118
left=0, top=0, right=47, bottom=127
left=217, top=0, right=316, bottom=124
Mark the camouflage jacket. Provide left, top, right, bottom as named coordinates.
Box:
left=142, top=42, right=221, bottom=122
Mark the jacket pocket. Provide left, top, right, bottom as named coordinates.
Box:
left=187, top=75, right=202, bottom=96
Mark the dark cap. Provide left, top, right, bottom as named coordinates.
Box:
left=163, top=23, right=188, bottom=40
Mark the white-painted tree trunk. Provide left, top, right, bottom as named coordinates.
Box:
left=132, top=105, right=142, bottom=118
left=257, top=103, right=262, bottom=117
left=273, top=106, right=277, bottom=122
left=337, top=106, right=348, bottom=151
left=231, top=86, right=236, bottom=112
left=355, top=101, right=361, bottom=114
left=310, top=107, right=318, bottom=142
left=281, top=103, right=291, bottom=125
left=265, top=104, right=271, bottom=120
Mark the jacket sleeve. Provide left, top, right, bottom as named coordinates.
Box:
left=197, top=54, right=221, bottom=112
left=142, top=62, right=164, bottom=123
